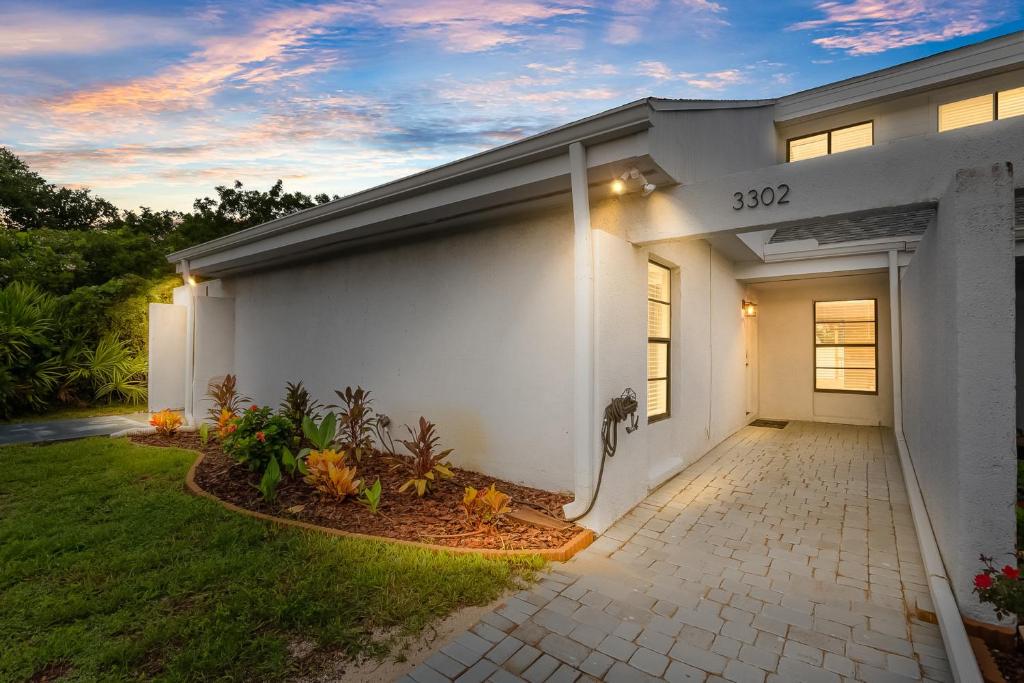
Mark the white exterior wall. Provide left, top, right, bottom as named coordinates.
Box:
left=900, top=163, right=1016, bottom=622
left=192, top=297, right=235, bottom=420
left=148, top=303, right=187, bottom=412
left=582, top=195, right=751, bottom=530
left=223, top=211, right=577, bottom=492
left=754, top=274, right=894, bottom=427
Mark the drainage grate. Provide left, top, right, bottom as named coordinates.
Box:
left=750, top=419, right=789, bottom=429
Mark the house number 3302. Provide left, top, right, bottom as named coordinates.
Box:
left=732, top=184, right=790, bottom=210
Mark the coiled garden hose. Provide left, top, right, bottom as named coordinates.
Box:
left=565, top=388, right=640, bottom=523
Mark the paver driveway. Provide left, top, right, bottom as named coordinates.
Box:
left=406, top=421, right=951, bottom=683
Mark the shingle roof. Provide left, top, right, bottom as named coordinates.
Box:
left=768, top=204, right=935, bottom=245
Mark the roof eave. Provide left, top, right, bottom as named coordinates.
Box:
left=167, top=97, right=657, bottom=264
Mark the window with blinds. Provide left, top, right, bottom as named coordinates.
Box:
left=939, top=94, right=993, bottom=131
left=814, top=299, right=877, bottom=394
left=787, top=121, right=873, bottom=162
left=648, top=261, right=671, bottom=421
left=939, top=87, right=1024, bottom=132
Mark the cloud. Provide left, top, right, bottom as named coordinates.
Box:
left=0, top=8, right=192, bottom=56
left=637, top=61, right=751, bottom=90
left=49, top=4, right=352, bottom=115
left=373, top=0, right=589, bottom=52
left=685, top=69, right=746, bottom=90
left=790, top=0, right=1010, bottom=55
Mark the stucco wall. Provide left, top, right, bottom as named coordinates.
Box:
left=754, top=274, right=894, bottom=427
left=583, top=194, right=751, bottom=529
left=148, top=303, right=187, bottom=412
left=900, top=163, right=1016, bottom=621
left=222, top=212, right=577, bottom=491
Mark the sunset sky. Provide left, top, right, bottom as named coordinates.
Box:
left=2, top=1, right=1022, bottom=211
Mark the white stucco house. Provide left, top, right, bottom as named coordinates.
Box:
left=151, top=32, right=1024, bottom=643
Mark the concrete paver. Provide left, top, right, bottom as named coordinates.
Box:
left=409, top=422, right=951, bottom=682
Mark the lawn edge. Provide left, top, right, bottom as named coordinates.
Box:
left=184, top=452, right=594, bottom=562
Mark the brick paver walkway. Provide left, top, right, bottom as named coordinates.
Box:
left=405, top=422, right=951, bottom=683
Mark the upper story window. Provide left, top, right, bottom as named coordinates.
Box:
left=787, top=121, right=873, bottom=162
left=938, top=86, right=1024, bottom=132
left=647, top=261, right=671, bottom=422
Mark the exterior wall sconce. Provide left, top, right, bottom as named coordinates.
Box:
left=742, top=300, right=757, bottom=317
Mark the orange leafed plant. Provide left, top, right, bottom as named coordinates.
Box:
left=150, top=409, right=183, bottom=436
left=216, top=408, right=237, bottom=439
left=305, top=449, right=361, bottom=499
left=462, top=484, right=512, bottom=527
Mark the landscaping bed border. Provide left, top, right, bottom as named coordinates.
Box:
left=184, top=452, right=595, bottom=561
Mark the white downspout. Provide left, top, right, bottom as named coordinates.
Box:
left=563, top=141, right=596, bottom=521
left=888, top=250, right=981, bottom=683
left=181, top=260, right=196, bottom=426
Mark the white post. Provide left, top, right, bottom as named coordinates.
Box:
left=563, top=141, right=596, bottom=520
left=181, top=261, right=196, bottom=426
left=888, top=250, right=903, bottom=430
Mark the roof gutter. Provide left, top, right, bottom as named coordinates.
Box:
left=168, top=98, right=658, bottom=264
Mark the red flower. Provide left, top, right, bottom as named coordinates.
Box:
left=975, top=573, right=994, bottom=590
left=256, top=431, right=266, bottom=442
left=248, top=405, right=259, bottom=412
left=1002, top=565, right=1020, bottom=580
left=226, top=423, right=237, bottom=434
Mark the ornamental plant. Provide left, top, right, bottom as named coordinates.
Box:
left=335, top=386, right=376, bottom=461
left=397, top=417, right=453, bottom=497
left=221, top=405, right=299, bottom=501
left=280, top=381, right=323, bottom=437
left=973, top=554, right=1024, bottom=620
left=305, top=449, right=361, bottom=500
left=150, top=409, right=183, bottom=436
left=462, top=484, right=511, bottom=528
left=359, top=478, right=383, bottom=514
left=206, top=374, right=248, bottom=423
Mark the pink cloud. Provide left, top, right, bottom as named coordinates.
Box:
left=373, top=0, right=589, bottom=51
left=0, top=8, right=192, bottom=56
left=790, top=0, right=1008, bottom=55
left=49, top=5, right=353, bottom=115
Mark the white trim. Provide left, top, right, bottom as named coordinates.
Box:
left=889, top=251, right=982, bottom=683
left=776, top=31, right=1024, bottom=123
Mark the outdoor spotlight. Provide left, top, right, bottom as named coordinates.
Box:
left=742, top=300, right=757, bottom=317
left=614, top=167, right=657, bottom=197
left=187, top=276, right=197, bottom=286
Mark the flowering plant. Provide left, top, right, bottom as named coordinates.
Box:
left=973, top=554, right=1024, bottom=620
left=221, top=405, right=294, bottom=471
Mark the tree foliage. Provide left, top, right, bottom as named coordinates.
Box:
left=0, top=147, right=337, bottom=417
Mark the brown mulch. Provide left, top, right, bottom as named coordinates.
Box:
left=994, top=648, right=1024, bottom=683
left=131, top=432, right=582, bottom=551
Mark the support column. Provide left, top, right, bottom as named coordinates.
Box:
left=564, top=141, right=596, bottom=520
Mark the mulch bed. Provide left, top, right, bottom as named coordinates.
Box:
left=994, top=648, right=1024, bottom=683
left=130, top=432, right=582, bottom=551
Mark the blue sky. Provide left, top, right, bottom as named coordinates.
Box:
left=1, top=0, right=1021, bottom=211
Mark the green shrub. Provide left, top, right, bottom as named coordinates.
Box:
left=221, top=406, right=294, bottom=471
left=66, top=335, right=147, bottom=405
left=0, top=282, right=62, bottom=417
left=221, top=406, right=298, bottom=501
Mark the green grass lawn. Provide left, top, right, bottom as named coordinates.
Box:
left=0, top=438, right=540, bottom=681
left=1, top=402, right=141, bottom=423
